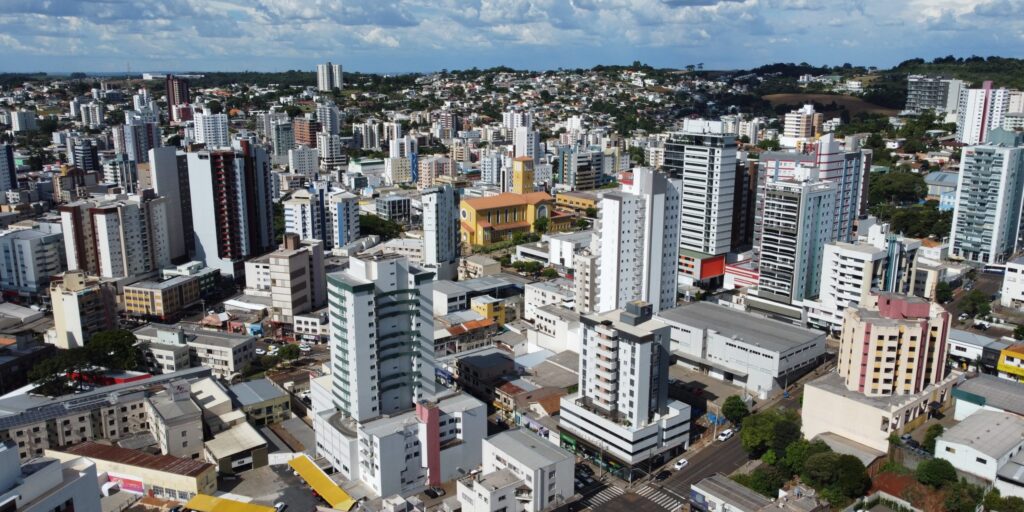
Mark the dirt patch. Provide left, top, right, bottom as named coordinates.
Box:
left=762, top=93, right=899, bottom=116
left=871, top=472, right=948, bottom=511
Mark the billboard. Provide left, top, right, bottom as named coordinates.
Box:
left=107, top=472, right=145, bottom=494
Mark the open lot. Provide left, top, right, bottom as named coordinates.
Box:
left=762, top=93, right=899, bottom=116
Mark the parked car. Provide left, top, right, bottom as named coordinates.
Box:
left=299, top=345, right=312, bottom=353
left=274, top=504, right=287, bottom=512
left=673, top=458, right=689, bottom=470
left=255, top=348, right=266, bottom=355
left=717, top=429, right=735, bottom=442
left=425, top=487, right=446, bottom=499
left=655, top=470, right=671, bottom=481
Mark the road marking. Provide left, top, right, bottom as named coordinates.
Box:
left=634, top=485, right=682, bottom=510
left=581, top=486, right=624, bottom=509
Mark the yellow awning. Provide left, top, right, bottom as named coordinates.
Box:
left=184, top=494, right=276, bottom=512
left=288, top=455, right=357, bottom=511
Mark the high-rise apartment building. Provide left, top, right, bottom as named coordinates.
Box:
left=558, top=302, right=690, bottom=472
left=165, top=75, right=190, bottom=119
left=249, top=234, right=326, bottom=325
left=317, top=132, right=347, bottom=173
left=596, top=167, right=681, bottom=313
left=148, top=146, right=194, bottom=261
left=0, top=144, right=16, bottom=192
left=421, top=185, right=459, bottom=281
left=957, top=81, right=1012, bottom=145
left=59, top=191, right=172, bottom=279
left=194, top=109, right=230, bottom=148
left=113, top=111, right=161, bottom=163
left=68, top=137, right=100, bottom=172
left=316, top=62, right=343, bottom=92
left=79, top=102, right=104, bottom=129
left=663, top=120, right=737, bottom=281
left=782, top=104, right=815, bottom=143
left=271, top=119, right=295, bottom=159
left=293, top=117, right=321, bottom=148
left=0, top=227, right=66, bottom=299
left=354, top=120, right=381, bottom=150
left=101, top=154, right=138, bottom=193
left=514, top=126, right=541, bottom=163
left=186, top=142, right=274, bottom=278
left=950, top=129, right=1024, bottom=264
left=316, top=102, right=342, bottom=135
left=324, top=254, right=437, bottom=421
left=906, top=75, right=965, bottom=114
left=283, top=188, right=324, bottom=243
left=288, top=145, right=319, bottom=178
left=837, top=293, right=950, bottom=397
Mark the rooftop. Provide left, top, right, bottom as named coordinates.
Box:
left=486, top=429, right=573, bottom=469
left=134, top=323, right=255, bottom=349
left=124, top=275, right=195, bottom=291
left=692, top=473, right=772, bottom=512
left=657, top=302, right=823, bottom=353
left=476, top=467, right=521, bottom=491
left=948, top=329, right=997, bottom=349
left=955, top=374, right=1024, bottom=416
left=60, top=441, right=213, bottom=476
left=462, top=191, right=554, bottom=211
left=940, top=410, right=1024, bottom=459
left=149, top=391, right=201, bottom=422
left=204, top=422, right=267, bottom=459
left=230, top=378, right=286, bottom=406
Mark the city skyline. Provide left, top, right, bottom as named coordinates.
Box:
left=1, top=0, right=1022, bottom=73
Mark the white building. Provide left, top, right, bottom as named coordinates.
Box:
left=148, top=147, right=191, bottom=261
left=318, top=131, right=346, bottom=173
left=245, top=235, right=327, bottom=325
left=558, top=303, right=690, bottom=471
left=936, top=411, right=1024, bottom=483
left=134, top=324, right=257, bottom=380
left=317, top=61, right=344, bottom=92
left=194, top=110, right=230, bottom=148
left=663, top=119, right=736, bottom=260
left=0, top=441, right=101, bottom=512
left=457, top=429, right=574, bottom=512
left=950, top=130, right=1024, bottom=265
left=523, top=279, right=574, bottom=321
left=0, top=227, right=66, bottom=298
left=1003, top=257, right=1024, bottom=308
left=385, top=157, right=413, bottom=185
left=596, top=167, right=681, bottom=313
left=422, top=185, right=459, bottom=281
left=328, top=190, right=360, bottom=250
left=957, top=82, right=1012, bottom=145
left=11, top=109, right=39, bottom=132
left=289, top=145, right=319, bottom=178
left=527, top=304, right=581, bottom=354
left=316, top=101, right=342, bottom=135
left=283, top=188, right=324, bottom=243
left=658, top=302, right=825, bottom=399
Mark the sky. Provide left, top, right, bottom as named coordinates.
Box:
left=0, top=0, right=1022, bottom=74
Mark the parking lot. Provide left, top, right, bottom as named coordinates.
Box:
left=219, top=465, right=323, bottom=511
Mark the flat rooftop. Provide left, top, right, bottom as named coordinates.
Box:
left=657, top=302, right=823, bottom=353
left=230, top=378, right=286, bottom=406
left=487, top=429, right=572, bottom=469
left=691, top=473, right=771, bottom=512
left=205, top=422, right=267, bottom=459
left=134, top=323, right=254, bottom=349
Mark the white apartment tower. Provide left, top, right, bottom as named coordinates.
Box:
left=283, top=188, right=324, bottom=243
left=289, top=145, right=319, bottom=179
left=957, top=81, right=1012, bottom=145
left=325, top=255, right=437, bottom=422
left=316, top=101, right=342, bottom=135
left=596, top=167, right=681, bottom=313
left=421, top=185, right=459, bottom=281
left=194, top=109, right=230, bottom=149
left=663, top=119, right=736, bottom=258
left=317, top=62, right=344, bottom=92
left=950, top=129, right=1024, bottom=264
left=328, top=191, right=360, bottom=249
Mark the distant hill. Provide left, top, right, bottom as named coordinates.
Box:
left=892, top=56, right=1024, bottom=89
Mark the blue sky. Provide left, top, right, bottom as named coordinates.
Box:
left=0, top=0, right=1021, bottom=73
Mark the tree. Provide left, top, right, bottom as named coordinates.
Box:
left=540, top=268, right=559, bottom=279
left=740, top=409, right=800, bottom=456
left=533, top=217, right=549, bottom=234
left=936, top=282, right=953, bottom=304
left=916, top=458, right=957, bottom=488
left=832, top=455, right=870, bottom=498
left=1014, top=325, right=1024, bottom=341
left=801, top=452, right=841, bottom=488
left=961, top=290, right=992, bottom=317
left=359, top=214, right=403, bottom=241
left=584, top=207, right=598, bottom=218
left=757, top=139, right=781, bottom=151
left=722, top=395, right=750, bottom=425
left=88, top=330, right=142, bottom=372
left=782, top=439, right=831, bottom=475
left=867, top=171, right=926, bottom=207
left=279, top=344, right=300, bottom=360
left=206, top=100, right=224, bottom=114
left=732, top=465, right=788, bottom=498
left=923, top=424, right=944, bottom=453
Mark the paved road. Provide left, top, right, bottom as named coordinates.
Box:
left=653, top=433, right=748, bottom=503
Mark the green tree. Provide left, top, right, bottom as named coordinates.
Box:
left=916, top=458, right=957, bottom=488
left=740, top=409, right=800, bottom=456
left=936, top=282, right=954, bottom=304
left=923, top=424, right=944, bottom=453
left=801, top=452, right=841, bottom=488
left=732, top=465, right=789, bottom=498
left=206, top=100, right=223, bottom=114
left=279, top=344, right=300, bottom=360
left=540, top=268, right=559, bottom=279
left=533, top=217, right=549, bottom=234
left=867, top=171, right=926, bottom=207
left=87, top=330, right=142, bottom=372
left=832, top=455, right=871, bottom=498
left=722, top=395, right=750, bottom=425
left=584, top=207, right=598, bottom=218
left=961, top=290, right=992, bottom=317
left=757, top=139, right=781, bottom=151
left=782, top=439, right=831, bottom=475
left=359, top=214, right=403, bottom=241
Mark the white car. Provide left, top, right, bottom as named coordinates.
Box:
left=299, top=345, right=312, bottom=353
left=673, top=458, right=689, bottom=470
left=255, top=348, right=266, bottom=355
left=717, top=429, right=735, bottom=442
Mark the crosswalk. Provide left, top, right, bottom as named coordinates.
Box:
left=579, top=485, right=624, bottom=508
left=633, top=485, right=683, bottom=511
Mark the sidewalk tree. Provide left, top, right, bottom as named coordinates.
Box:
left=279, top=344, right=300, bottom=360
left=923, top=424, right=944, bottom=453
left=722, top=395, right=750, bottom=424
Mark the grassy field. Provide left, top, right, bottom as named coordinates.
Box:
left=762, top=93, right=899, bottom=116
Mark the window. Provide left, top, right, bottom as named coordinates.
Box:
left=946, top=446, right=956, bottom=454
left=977, top=457, right=987, bottom=464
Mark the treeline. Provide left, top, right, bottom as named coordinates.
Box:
left=895, top=55, right=1024, bottom=89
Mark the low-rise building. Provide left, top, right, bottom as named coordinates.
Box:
left=203, top=422, right=268, bottom=475
left=690, top=473, right=771, bottom=512
left=527, top=304, right=580, bottom=354
left=49, top=270, right=116, bottom=350
left=947, top=329, right=996, bottom=372
left=123, top=274, right=202, bottom=322
left=658, top=302, right=825, bottom=399
left=146, top=386, right=204, bottom=460
left=459, top=255, right=501, bottom=280
left=1004, top=257, right=1024, bottom=309
left=457, top=429, right=574, bottom=512
left=953, top=374, right=1024, bottom=421
left=523, top=279, right=573, bottom=321
left=230, top=378, right=290, bottom=426
left=1, top=441, right=101, bottom=512
left=47, top=441, right=217, bottom=502
left=135, top=323, right=257, bottom=379
left=935, top=411, right=1024, bottom=483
